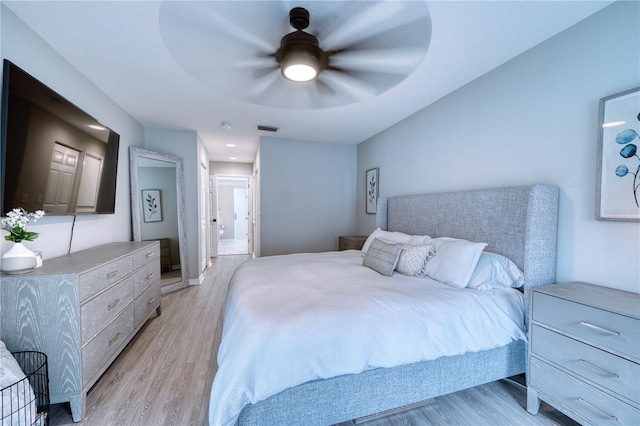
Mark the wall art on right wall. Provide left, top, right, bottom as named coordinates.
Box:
left=596, top=87, right=640, bottom=221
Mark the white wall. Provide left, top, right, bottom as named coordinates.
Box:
left=357, top=1, right=639, bottom=293
left=259, top=136, right=357, bottom=256
left=0, top=6, right=145, bottom=260
left=209, top=161, right=253, bottom=176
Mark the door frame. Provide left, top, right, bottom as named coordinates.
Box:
left=212, top=174, right=253, bottom=256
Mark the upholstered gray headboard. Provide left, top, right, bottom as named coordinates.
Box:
left=376, top=185, right=559, bottom=327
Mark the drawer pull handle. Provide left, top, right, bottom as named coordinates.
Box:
left=577, top=397, right=617, bottom=421
left=578, top=359, right=619, bottom=378
left=108, top=333, right=121, bottom=347
left=107, top=299, right=121, bottom=311
left=146, top=252, right=155, bottom=258
left=147, top=297, right=156, bottom=305
left=146, top=273, right=154, bottom=280
left=106, top=270, right=119, bottom=280
left=579, top=321, right=620, bottom=336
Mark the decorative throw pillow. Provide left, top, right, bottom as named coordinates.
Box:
left=361, top=228, right=413, bottom=254
left=362, top=238, right=403, bottom=276
left=467, top=252, right=524, bottom=291
left=422, top=237, right=487, bottom=288
left=396, top=244, right=436, bottom=276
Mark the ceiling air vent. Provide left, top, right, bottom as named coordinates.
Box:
left=257, top=125, right=279, bottom=132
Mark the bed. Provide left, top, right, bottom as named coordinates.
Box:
left=209, top=184, right=559, bottom=426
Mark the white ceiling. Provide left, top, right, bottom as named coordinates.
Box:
left=3, top=1, right=613, bottom=163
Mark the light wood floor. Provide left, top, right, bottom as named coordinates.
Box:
left=49, top=255, right=578, bottom=426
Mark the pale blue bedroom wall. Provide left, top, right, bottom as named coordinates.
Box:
left=356, top=1, right=639, bottom=293
left=0, top=6, right=145, bottom=260
left=260, top=137, right=357, bottom=256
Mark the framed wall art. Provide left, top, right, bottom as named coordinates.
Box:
left=596, top=87, right=640, bottom=221
left=142, top=189, right=162, bottom=222
left=366, top=167, right=379, bottom=214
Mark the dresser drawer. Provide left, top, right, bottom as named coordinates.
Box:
left=133, top=244, right=159, bottom=270
left=134, top=281, right=160, bottom=327
left=532, top=292, right=639, bottom=361
left=81, top=276, right=134, bottom=344
left=79, top=255, right=133, bottom=302
left=133, top=260, right=160, bottom=298
left=530, top=357, right=640, bottom=425
left=82, top=305, right=134, bottom=387
left=532, top=324, right=640, bottom=404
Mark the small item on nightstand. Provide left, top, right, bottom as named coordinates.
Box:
left=339, top=236, right=368, bottom=251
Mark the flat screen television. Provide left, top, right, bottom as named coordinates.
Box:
left=1, top=59, right=120, bottom=215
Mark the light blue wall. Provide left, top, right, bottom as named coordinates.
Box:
left=260, top=137, right=357, bottom=255
left=357, top=1, right=639, bottom=293
left=0, top=5, right=145, bottom=260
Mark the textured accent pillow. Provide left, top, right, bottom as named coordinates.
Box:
left=362, top=238, right=402, bottom=276
left=422, top=237, right=487, bottom=288
left=467, top=252, right=524, bottom=291
left=361, top=228, right=413, bottom=254
left=396, top=244, right=436, bottom=276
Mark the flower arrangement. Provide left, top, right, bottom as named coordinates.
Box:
left=1, top=208, right=45, bottom=243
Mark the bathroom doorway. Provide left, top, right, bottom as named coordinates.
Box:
left=216, top=176, right=251, bottom=255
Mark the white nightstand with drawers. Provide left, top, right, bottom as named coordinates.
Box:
left=527, top=282, right=639, bottom=425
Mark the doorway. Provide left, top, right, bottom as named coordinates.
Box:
left=216, top=177, right=250, bottom=255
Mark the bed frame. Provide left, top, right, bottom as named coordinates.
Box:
left=235, top=184, right=559, bottom=425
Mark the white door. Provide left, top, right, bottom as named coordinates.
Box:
left=209, top=176, right=218, bottom=257
left=200, top=163, right=209, bottom=271
left=43, top=143, right=81, bottom=214
left=233, top=187, right=248, bottom=240
left=75, top=151, right=103, bottom=213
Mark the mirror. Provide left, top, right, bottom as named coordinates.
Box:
left=130, top=147, right=189, bottom=292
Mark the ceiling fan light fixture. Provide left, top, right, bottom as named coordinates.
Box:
left=276, top=8, right=327, bottom=83
left=281, top=51, right=321, bottom=82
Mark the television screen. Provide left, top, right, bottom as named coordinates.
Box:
left=1, top=60, right=120, bottom=215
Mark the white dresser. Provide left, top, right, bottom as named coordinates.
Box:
left=0, top=241, right=161, bottom=422
left=527, top=282, right=640, bottom=425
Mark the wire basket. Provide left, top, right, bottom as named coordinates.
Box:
left=1, top=351, right=49, bottom=426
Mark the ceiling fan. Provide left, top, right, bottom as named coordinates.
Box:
left=158, top=1, right=432, bottom=109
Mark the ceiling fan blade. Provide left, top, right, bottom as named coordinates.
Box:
left=319, top=71, right=380, bottom=101
left=329, top=47, right=427, bottom=75
left=159, top=1, right=275, bottom=54
left=319, top=1, right=430, bottom=52
left=246, top=69, right=282, bottom=98
left=233, top=56, right=278, bottom=71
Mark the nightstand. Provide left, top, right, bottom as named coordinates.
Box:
left=338, top=235, right=367, bottom=251
left=527, top=282, right=639, bottom=425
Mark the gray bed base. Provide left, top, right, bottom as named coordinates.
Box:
left=235, top=185, right=559, bottom=426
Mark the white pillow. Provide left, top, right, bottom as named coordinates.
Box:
left=361, top=228, right=413, bottom=253
left=422, top=237, right=487, bottom=288
left=396, top=244, right=435, bottom=276
left=467, top=252, right=524, bottom=291
left=409, top=234, right=432, bottom=246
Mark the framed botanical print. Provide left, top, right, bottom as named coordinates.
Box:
left=596, top=87, right=640, bottom=221
left=366, top=167, right=379, bottom=214
left=142, top=189, right=162, bottom=222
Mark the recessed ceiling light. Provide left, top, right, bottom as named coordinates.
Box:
left=230, top=157, right=238, bottom=160
left=226, top=143, right=236, bottom=147
left=88, top=124, right=106, bottom=130
left=221, top=121, right=232, bottom=130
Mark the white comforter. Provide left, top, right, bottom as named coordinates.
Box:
left=209, top=251, right=526, bottom=426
